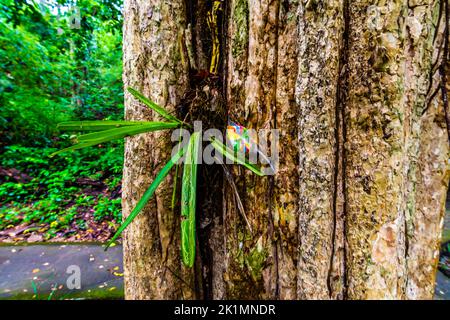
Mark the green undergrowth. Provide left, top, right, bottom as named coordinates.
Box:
left=0, top=143, right=123, bottom=237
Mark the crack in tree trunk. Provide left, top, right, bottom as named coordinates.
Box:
left=328, top=0, right=350, bottom=300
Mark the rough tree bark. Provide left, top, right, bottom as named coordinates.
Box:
left=122, top=0, right=449, bottom=299
left=122, top=0, right=196, bottom=299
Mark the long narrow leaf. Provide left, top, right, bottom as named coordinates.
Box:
left=181, top=132, right=201, bottom=267
left=50, top=122, right=179, bottom=157
left=128, top=87, right=182, bottom=124
left=57, top=120, right=149, bottom=131
left=49, top=140, right=106, bottom=157
left=105, top=144, right=187, bottom=250
left=76, top=122, right=178, bottom=142
left=210, top=138, right=265, bottom=176
left=171, top=129, right=184, bottom=210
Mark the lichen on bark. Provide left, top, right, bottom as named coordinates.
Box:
left=295, top=0, right=345, bottom=300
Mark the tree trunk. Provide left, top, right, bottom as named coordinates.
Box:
left=122, top=0, right=449, bottom=299
left=122, top=0, right=196, bottom=299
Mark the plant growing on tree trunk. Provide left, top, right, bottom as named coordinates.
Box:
left=51, top=87, right=265, bottom=267
left=117, top=0, right=449, bottom=300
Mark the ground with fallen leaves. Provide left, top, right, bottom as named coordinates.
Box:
left=0, top=165, right=122, bottom=244
left=0, top=215, right=119, bottom=243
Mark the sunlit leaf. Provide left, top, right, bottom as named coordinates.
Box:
left=57, top=121, right=149, bottom=131
left=50, top=122, right=179, bottom=157
left=127, top=87, right=183, bottom=124
left=76, top=122, right=178, bottom=142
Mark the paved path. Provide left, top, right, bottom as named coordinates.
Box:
left=0, top=225, right=449, bottom=300
left=0, top=244, right=123, bottom=299
left=435, top=271, right=450, bottom=300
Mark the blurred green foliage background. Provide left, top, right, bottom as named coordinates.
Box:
left=0, top=0, right=124, bottom=240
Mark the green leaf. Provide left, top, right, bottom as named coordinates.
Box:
left=57, top=121, right=149, bottom=131
left=181, top=132, right=201, bottom=267
left=171, top=129, right=184, bottom=210
left=127, top=87, right=183, bottom=124
left=50, top=122, right=179, bottom=157
left=76, top=122, right=178, bottom=142
left=105, top=144, right=187, bottom=250
left=210, top=138, right=265, bottom=177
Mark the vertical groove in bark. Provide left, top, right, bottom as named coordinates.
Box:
left=221, top=0, right=250, bottom=299
left=331, top=0, right=350, bottom=300
left=122, top=0, right=194, bottom=299
left=295, top=0, right=344, bottom=300
left=182, top=0, right=226, bottom=300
